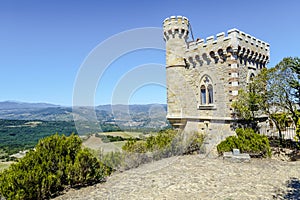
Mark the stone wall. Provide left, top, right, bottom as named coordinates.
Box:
left=163, top=16, right=270, bottom=152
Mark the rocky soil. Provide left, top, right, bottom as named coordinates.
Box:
left=53, top=155, right=300, bottom=200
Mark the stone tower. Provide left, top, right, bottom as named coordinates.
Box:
left=163, top=16, right=270, bottom=150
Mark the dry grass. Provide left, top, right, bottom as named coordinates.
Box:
left=0, top=162, right=13, bottom=172
left=82, top=134, right=128, bottom=153
left=82, top=132, right=143, bottom=153
left=99, top=131, right=142, bottom=138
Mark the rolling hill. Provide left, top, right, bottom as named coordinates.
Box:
left=0, top=101, right=169, bottom=130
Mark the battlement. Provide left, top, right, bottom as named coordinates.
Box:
left=163, top=16, right=190, bottom=41
left=163, top=15, right=189, bottom=27
left=164, top=16, right=271, bottom=144
left=186, top=28, right=270, bottom=65
left=188, top=28, right=269, bottom=51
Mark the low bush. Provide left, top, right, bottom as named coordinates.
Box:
left=184, top=131, right=206, bottom=154
left=100, top=151, right=124, bottom=170
left=0, top=134, right=111, bottom=200
left=99, top=129, right=206, bottom=171
left=217, top=128, right=271, bottom=157
left=122, top=129, right=177, bottom=152
left=122, top=138, right=147, bottom=153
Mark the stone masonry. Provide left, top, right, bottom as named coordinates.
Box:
left=163, top=16, right=270, bottom=153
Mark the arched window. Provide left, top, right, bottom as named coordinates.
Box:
left=208, top=85, right=213, bottom=104
left=200, top=76, right=214, bottom=105
left=201, top=85, right=206, bottom=104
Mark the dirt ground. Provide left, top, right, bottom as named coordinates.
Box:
left=54, top=155, right=300, bottom=200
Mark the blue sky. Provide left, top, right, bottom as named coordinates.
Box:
left=1, top=0, right=300, bottom=106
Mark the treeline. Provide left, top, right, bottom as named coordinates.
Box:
left=0, top=119, right=78, bottom=157
left=0, top=119, right=171, bottom=158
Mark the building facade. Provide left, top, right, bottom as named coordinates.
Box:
left=163, top=16, right=270, bottom=151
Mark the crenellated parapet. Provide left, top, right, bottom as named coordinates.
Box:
left=184, top=28, right=270, bottom=68
left=163, top=16, right=190, bottom=41
left=164, top=16, right=271, bottom=148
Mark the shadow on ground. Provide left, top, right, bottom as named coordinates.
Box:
left=276, top=177, right=300, bottom=199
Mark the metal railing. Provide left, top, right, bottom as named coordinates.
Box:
left=259, top=126, right=296, bottom=141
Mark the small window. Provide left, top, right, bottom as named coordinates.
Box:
left=201, top=85, right=206, bottom=104
left=199, top=76, right=214, bottom=105
left=208, top=85, right=213, bottom=104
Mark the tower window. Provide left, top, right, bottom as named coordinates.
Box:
left=208, top=85, right=213, bottom=104
left=200, top=76, right=214, bottom=105
left=201, top=85, right=206, bottom=104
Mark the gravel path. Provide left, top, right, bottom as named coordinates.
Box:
left=54, top=155, right=300, bottom=200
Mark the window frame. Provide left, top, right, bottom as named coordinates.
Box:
left=199, top=75, right=214, bottom=107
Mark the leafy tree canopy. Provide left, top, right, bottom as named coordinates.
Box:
left=233, top=57, right=300, bottom=142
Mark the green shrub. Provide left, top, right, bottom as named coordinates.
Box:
left=122, top=129, right=179, bottom=153
left=217, top=128, right=271, bottom=157
left=0, top=134, right=111, bottom=200
left=99, top=150, right=151, bottom=171
left=98, top=130, right=205, bottom=172
left=184, top=131, right=206, bottom=154
left=121, top=129, right=205, bottom=164
left=122, top=138, right=147, bottom=153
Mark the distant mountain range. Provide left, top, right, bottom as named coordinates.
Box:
left=0, top=101, right=59, bottom=110
left=0, top=101, right=169, bottom=130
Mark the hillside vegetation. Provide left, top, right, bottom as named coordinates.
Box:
left=0, top=120, right=139, bottom=160
left=100, top=129, right=205, bottom=171
left=0, top=119, right=77, bottom=159
left=0, top=102, right=170, bottom=159
left=0, top=102, right=169, bottom=131
left=0, top=134, right=111, bottom=200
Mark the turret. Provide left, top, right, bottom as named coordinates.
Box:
left=163, top=15, right=272, bottom=155
left=163, top=16, right=190, bottom=67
